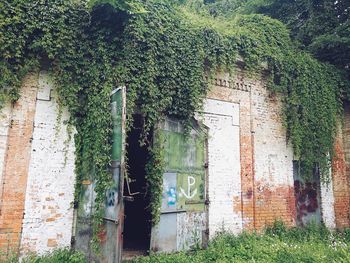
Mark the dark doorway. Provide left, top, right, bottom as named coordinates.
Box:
left=123, top=115, right=152, bottom=259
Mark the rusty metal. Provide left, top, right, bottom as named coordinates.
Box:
left=293, top=161, right=321, bottom=226
left=102, top=217, right=120, bottom=225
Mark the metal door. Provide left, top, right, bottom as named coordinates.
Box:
left=150, top=118, right=208, bottom=253
left=74, top=87, right=126, bottom=263
left=293, top=161, right=321, bottom=226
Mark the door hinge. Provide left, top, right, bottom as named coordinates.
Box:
left=205, top=199, right=210, bottom=205
left=70, top=236, right=75, bottom=247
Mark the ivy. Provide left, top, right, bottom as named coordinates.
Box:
left=145, top=129, right=166, bottom=226
left=0, top=0, right=349, bottom=248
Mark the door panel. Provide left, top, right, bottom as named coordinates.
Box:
left=74, top=87, right=126, bottom=263
left=101, top=87, right=126, bottom=263
left=150, top=118, right=207, bottom=253
left=293, top=161, right=321, bottom=226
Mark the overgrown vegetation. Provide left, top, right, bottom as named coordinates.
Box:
left=3, top=249, right=87, bottom=263
left=1, top=0, right=349, bottom=247
left=132, top=222, right=350, bottom=263
left=188, top=0, right=350, bottom=77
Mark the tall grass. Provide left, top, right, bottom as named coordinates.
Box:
left=132, top=222, right=350, bottom=263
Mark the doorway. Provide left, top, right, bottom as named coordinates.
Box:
left=123, top=115, right=152, bottom=259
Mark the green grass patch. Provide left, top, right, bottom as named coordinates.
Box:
left=132, top=222, right=350, bottom=263
left=2, top=249, right=87, bottom=263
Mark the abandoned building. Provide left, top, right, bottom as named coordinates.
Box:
left=0, top=67, right=349, bottom=262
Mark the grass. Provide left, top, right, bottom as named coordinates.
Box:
left=1, top=222, right=349, bottom=263
left=2, top=248, right=87, bottom=263
left=131, top=222, right=350, bottom=263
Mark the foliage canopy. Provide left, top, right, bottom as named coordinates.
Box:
left=197, top=0, right=350, bottom=77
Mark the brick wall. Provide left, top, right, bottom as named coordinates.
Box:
left=251, top=75, right=296, bottom=229
left=205, top=71, right=296, bottom=232
left=332, top=103, right=350, bottom=228
left=0, top=71, right=76, bottom=256
left=203, top=99, right=242, bottom=237
left=0, top=72, right=39, bottom=254
left=20, top=71, right=76, bottom=255
left=204, top=69, right=350, bottom=235
left=320, top=174, right=336, bottom=229
left=0, top=68, right=348, bottom=258
left=205, top=69, right=349, bottom=234
left=206, top=72, right=257, bottom=231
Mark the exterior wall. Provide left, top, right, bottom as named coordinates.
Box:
left=251, top=75, right=296, bottom=229
left=203, top=99, right=242, bottom=237
left=205, top=73, right=257, bottom=231
left=0, top=103, right=12, bottom=211
left=20, top=71, right=76, bottom=255
left=0, top=71, right=76, bottom=256
left=0, top=72, right=39, bottom=253
left=205, top=70, right=296, bottom=235
left=205, top=70, right=347, bottom=234
left=332, top=104, right=350, bottom=228
left=320, top=174, right=336, bottom=229
left=0, top=67, right=348, bottom=258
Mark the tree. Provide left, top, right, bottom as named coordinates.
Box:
left=201, top=0, right=350, bottom=77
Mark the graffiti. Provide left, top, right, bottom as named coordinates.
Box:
left=162, top=172, right=203, bottom=211
left=167, top=187, right=177, bottom=206
left=107, top=190, right=117, bottom=207
left=105, top=187, right=119, bottom=220
left=180, top=176, right=197, bottom=199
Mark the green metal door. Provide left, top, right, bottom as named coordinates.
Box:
left=150, top=118, right=208, bottom=252
left=74, top=87, right=126, bottom=263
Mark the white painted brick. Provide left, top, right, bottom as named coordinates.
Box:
left=320, top=170, right=336, bottom=229
left=202, top=99, right=242, bottom=237
left=0, top=103, right=12, bottom=208
left=20, top=71, right=76, bottom=255
left=251, top=82, right=294, bottom=187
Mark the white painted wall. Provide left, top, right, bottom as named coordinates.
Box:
left=0, top=103, right=12, bottom=205
left=251, top=83, right=294, bottom=187
left=202, top=99, right=242, bottom=237
left=20, top=71, right=76, bottom=255
left=320, top=171, right=336, bottom=229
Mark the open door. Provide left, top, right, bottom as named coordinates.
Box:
left=74, top=87, right=126, bottom=263
left=150, top=117, right=208, bottom=253
left=100, top=87, right=127, bottom=262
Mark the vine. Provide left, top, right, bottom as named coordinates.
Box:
left=0, top=0, right=349, bottom=248
left=145, top=129, right=166, bottom=226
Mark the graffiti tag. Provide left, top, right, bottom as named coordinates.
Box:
left=180, top=176, right=197, bottom=199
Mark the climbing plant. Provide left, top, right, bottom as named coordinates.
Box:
left=0, top=0, right=349, bottom=247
